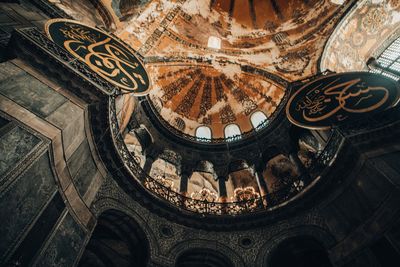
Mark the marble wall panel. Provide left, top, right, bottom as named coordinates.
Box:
left=67, top=139, right=92, bottom=178
left=67, top=139, right=98, bottom=197
left=46, top=100, right=85, bottom=159
left=0, top=62, right=67, bottom=118
left=0, top=152, right=57, bottom=261
left=0, top=115, right=9, bottom=128
left=378, top=151, right=400, bottom=180
left=0, top=61, right=24, bottom=79
left=34, top=212, right=86, bottom=267
left=0, top=125, right=41, bottom=179
left=74, top=155, right=97, bottom=198
left=6, top=192, right=65, bottom=266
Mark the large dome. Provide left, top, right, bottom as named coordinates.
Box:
left=115, top=0, right=345, bottom=139
left=54, top=0, right=348, bottom=140
left=2, top=1, right=400, bottom=266
left=44, top=0, right=354, bottom=222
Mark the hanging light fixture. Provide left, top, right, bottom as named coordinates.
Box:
left=191, top=188, right=218, bottom=202
left=233, top=186, right=260, bottom=201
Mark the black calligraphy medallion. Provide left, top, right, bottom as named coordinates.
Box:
left=45, top=19, right=150, bottom=95
left=286, top=72, right=400, bottom=129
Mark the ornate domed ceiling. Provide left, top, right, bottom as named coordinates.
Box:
left=147, top=63, right=284, bottom=137
left=51, top=0, right=350, bottom=139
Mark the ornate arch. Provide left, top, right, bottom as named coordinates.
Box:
left=169, top=239, right=246, bottom=267
left=89, top=197, right=160, bottom=261
left=255, top=225, right=336, bottom=266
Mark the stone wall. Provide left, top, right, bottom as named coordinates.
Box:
left=0, top=58, right=105, bottom=266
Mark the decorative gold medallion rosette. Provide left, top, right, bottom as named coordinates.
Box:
left=45, top=19, right=150, bottom=95
left=286, top=72, right=400, bottom=129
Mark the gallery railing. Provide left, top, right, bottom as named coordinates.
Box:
left=111, top=97, right=346, bottom=216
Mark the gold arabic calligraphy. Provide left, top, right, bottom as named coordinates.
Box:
left=295, top=78, right=389, bottom=122
left=60, top=23, right=148, bottom=92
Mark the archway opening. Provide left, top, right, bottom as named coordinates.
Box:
left=78, top=209, right=149, bottom=267
left=176, top=248, right=234, bottom=267
left=269, top=236, right=332, bottom=267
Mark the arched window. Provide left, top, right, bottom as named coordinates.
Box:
left=224, top=124, right=241, bottom=141
left=250, top=111, right=268, bottom=130
left=330, top=0, right=345, bottom=4
left=195, top=126, right=212, bottom=141
left=369, top=37, right=400, bottom=80
left=207, top=36, right=221, bottom=49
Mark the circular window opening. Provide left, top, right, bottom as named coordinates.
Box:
left=160, top=225, right=173, bottom=237
left=240, top=237, right=253, bottom=248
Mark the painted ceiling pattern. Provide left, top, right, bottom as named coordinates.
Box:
left=147, top=63, right=284, bottom=137
left=51, top=0, right=349, bottom=138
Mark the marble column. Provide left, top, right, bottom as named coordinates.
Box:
left=289, top=152, right=312, bottom=184
left=143, top=156, right=155, bottom=176
left=255, top=166, right=270, bottom=207
left=179, top=172, right=190, bottom=195
left=218, top=177, right=227, bottom=198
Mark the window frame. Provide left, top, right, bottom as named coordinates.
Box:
left=195, top=125, right=212, bottom=142
left=224, top=123, right=242, bottom=142
left=250, top=111, right=269, bottom=130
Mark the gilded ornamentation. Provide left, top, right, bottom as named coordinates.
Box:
left=276, top=50, right=311, bottom=75
left=45, top=19, right=150, bottom=95
left=231, top=187, right=260, bottom=211
left=174, top=117, right=186, bottom=131
left=286, top=72, right=400, bottom=129
left=351, top=31, right=366, bottom=47
left=202, top=115, right=211, bottom=125
left=161, top=69, right=200, bottom=102
left=389, top=0, right=400, bottom=9
left=154, top=175, right=177, bottom=191
left=214, top=76, right=227, bottom=102
left=176, top=74, right=204, bottom=115
left=221, top=75, right=257, bottom=115
left=220, top=105, right=236, bottom=124
left=199, top=77, right=213, bottom=117
left=322, top=2, right=400, bottom=73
